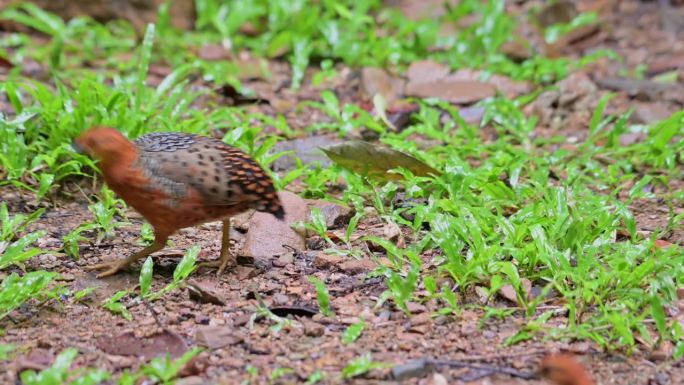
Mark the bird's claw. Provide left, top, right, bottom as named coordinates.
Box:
left=198, top=258, right=236, bottom=277
left=84, top=261, right=126, bottom=278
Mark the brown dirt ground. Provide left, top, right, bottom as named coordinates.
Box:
left=1, top=0, right=684, bottom=384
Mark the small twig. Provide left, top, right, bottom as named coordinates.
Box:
left=454, top=349, right=549, bottom=362
left=142, top=299, right=166, bottom=331
left=142, top=299, right=184, bottom=342
left=391, top=357, right=540, bottom=381
left=434, top=359, right=537, bottom=380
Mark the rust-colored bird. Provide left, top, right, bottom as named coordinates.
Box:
left=538, top=354, right=595, bottom=385
left=73, top=127, right=284, bottom=278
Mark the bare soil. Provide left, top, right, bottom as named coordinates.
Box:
left=1, top=1, right=684, bottom=384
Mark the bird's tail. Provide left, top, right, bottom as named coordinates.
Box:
left=253, top=192, right=285, bottom=220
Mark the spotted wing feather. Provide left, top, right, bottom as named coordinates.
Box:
left=134, top=132, right=284, bottom=219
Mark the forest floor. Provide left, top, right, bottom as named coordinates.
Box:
left=1, top=1, right=683, bottom=384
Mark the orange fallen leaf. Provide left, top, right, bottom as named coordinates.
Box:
left=654, top=239, right=674, bottom=249
left=539, top=354, right=594, bottom=385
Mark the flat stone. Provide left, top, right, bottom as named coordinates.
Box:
left=187, top=279, right=225, bottom=306
left=303, top=321, right=325, bottom=337
left=195, top=326, right=244, bottom=349
left=240, top=191, right=306, bottom=263
left=313, top=253, right=344, bottom=270
left=339, top=258, right=376, bottom=274
left=272, top=252, right=294, bottom=268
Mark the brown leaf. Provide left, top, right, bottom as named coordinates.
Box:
left=595, top=77, right=682, bottom=101
left=406, top=302, right=427, bottom=314
left=536, top=1, right=578, bottom=28
left=539, top=354, right=595, bottom=385
left=500, top=40, right=532, bottom=62
left=405, top=79, right=496, bottom=105
left=406, top=60, right=450, bottom=85
left=361, top=67, right=405, bottom=104
left=0, top=56, right=13, bottom=69
left=98, top=331, right=187, bottom=360
left=633, top=102, right=674, bottom=125
left=498, top=279, right=532, bottom=305
left=392, top=0, right=457, bottom=20
left=499, top=284, right=518, bottom=304
left=16, top=349, right=52, bottom=372
left=648, top=53, right=684, bottom=76
left=12, top=0, right=196, bottom=32
left=654, top=239, right=674, bottom=249
left=198, top=44, right=231, bottom=61
left=321, top=141, right=440, bottom=180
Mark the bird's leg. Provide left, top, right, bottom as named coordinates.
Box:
left=198, top=218, right=236, bottom=276
left=86, top=234, right=168, bottom=278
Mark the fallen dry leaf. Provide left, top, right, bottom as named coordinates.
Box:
left=97, top=330, right=187, bottom=360
left=321, top=141, right=440, bottom=180
left=0, top=56, right=13, bottom=69
left=404, top=79, right=496, bottom=105
left=653, top=239, right=674, bottom=249
left=538, top=354, right=594, bottom=385
left=361, top=67, right=405, bottom=104
left=197, top=44, right=231, bottom=61
left=405, top=60, right=450, bottom=85
left=535, top=1, right=578, bottom=28
left=498, top=279, right=532, bottom=305
left=648, top=53, right=684, bottom=76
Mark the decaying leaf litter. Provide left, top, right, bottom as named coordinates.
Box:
left=0, top=0, right=683, bottom=384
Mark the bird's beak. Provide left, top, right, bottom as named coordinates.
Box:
left=71, top=139, right=84, bottom=154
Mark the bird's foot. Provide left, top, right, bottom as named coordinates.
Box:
left=84, top=260, right=129, bottom=278
left=197, top=257, right=236, bottom=277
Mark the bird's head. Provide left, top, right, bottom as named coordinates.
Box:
left=73, top=127, right=134, bottom=166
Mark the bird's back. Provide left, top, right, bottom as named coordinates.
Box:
left=133, top=132, right=284, bottom=220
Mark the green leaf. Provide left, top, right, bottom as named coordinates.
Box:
left=342, top=320, right=365, bottom=344
left=341, top=353, right=384, bottom=379
left=139, top=256, right=154, bottom=297
left=651, top=295, right=667, bottom=338
left=74, top=287, right=97, bottom=302
left=174, top=245, right=199, bottom=283
left=135, top=23, right=156, bottom=113
left=308, top=276, right=334, bottom=317
left=102, top=291, right=132, bottom=321
left=0, top=343, right=15, bottom=360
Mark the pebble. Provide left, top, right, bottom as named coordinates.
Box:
left=303, top=321, right=325, bottom=337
